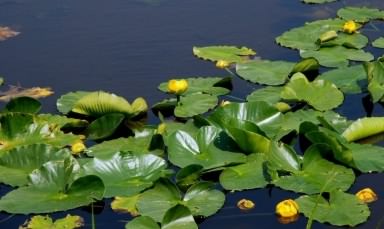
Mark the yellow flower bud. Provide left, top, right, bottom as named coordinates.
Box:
left=237, top=199, right=255, bottom=211
left=343, top=20, right=358, bottom=34
left=356, top=188, right=378, bottom=203
left=157, top=123, right=166, bottom=135
left=71, top=141, right=86, bottom=155
left=216, top=60, right=230, bottom=69
left=275, top=199, right=299, bottom=218
left=167, top=79, right=188, bottom=95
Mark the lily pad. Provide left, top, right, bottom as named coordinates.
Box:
left=0, top=158, right=104, bottom=214
left=364, top=59, right=384, bottom=102
left=111, top=194, right=140, bottom=216
left=81, top=152, right=168, bottom=197
left=4, top=97, right=41, bottom=113
left=125, top=216, right=160, bottom=229
left=246, top=86, right=282, bottom=104
left=86, top=113, right=125, bottom=140
left=296, top=190, right=370, bottom=226
left=342, top=117, right=384, bottom=142
left=20, top=215, right=84, bottom=229
left=167, top=126, right=246, bottom=169
left=174, top=93, right=218, bottom=118
left=372, top=37, right=384, bottom=48
left=236, top=60, right=295, bottom=85
left=193, top=46, right=256, bottom=63
left=281, top=73, right=344, bottom=111
left=162, top=205, right=198, bottom=229
left=56, top=91, right=90, bottom=114
left=321, top=33, right=368, bottom=49
left=273, top=144, right=355, bottom=194
left=337, top=6, right=384, bottom=23
left=219, top=153, right=269, bottom=191
left=0, top=144, right=71, bottom=187
left=317, top=64, right=366, bottom=94
left=300, top=46, right=374, bottom=67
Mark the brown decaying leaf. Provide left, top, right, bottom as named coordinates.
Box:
left=0, top=85, right=54, bottom=102
left=0, top=26, right=20, bottom=41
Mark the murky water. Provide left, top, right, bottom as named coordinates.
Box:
left=0, top=0, right=383, bottom=228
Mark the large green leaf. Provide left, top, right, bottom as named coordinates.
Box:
left=167, top=126, right=246, bottom=169
left=300, top=46, right=374, bottom=67
left=337, top=6, right=384, bottom=23
left=317, top=65, right=366, bottom=94
left=81, top=152, right=168, bottom=197
left=174, top=93, right=218, bottom=118
left=193, top=46, right=256, bottom=63
left=365, top=59, right=384, bottom=102
left=162, top=205, right=198, bottom=229
left=56, top=91, right=90, bottom=114
left=0, top=158, right=104, bottom=214
left=4, top=97, right=41, bottom=113
left=372, top=37, right=384, bottom=48
left=36, top=114, right=88, bottom=129
left=0, top=144, right=71, bottom=187
left=219, top=153, right=269, bottom=190
left=0, top=113, right=81, bottom=154
left=281, top=73, right=344, bottom=111
left=276, top=19, right=344, bottom=50
left=273, top=144, right=355, bottom=194
left=246, top=86, right=282, bottom=104
left=236, top=60, right=295, bottom=85
left=267, top=142, right=301, bottom=173
left=208, top=101, right=283, bottom=139
left=342, top=117, right=384, bottom=142
left=137, top=180, right=224, bottom=222
left=86, top=113, right=125, bottom=140
left=158, top=77, right=232, bottom=96
left=296, top=190, right=370, bottom=226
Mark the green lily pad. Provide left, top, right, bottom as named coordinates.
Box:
left=174, top=93, right=218, bottom=118
left=0, top=144, right=71, bottom=187
left=300, top=46, right=374, bottom=67
left=273, top=144, right=355, bottom=194
left=20, top=215, right=84, bottom=229
left=81, top=152, right=168, bottom=198
left=365, top=59, right=384, bottom=102
left=296, top=190, right=370, bottom=226
left=137, top=180, right=224, bottom=222
left=246, top=86, right=282, bottom=104
left=337, top=6, right=384, bottom=23
left=193, top=46, right=256, bottom=63
left=236, top=60, right=295, bottom=85
left=281, top=73, right=344, bottom=111
left=111, top=194, right=140, bottom=216
left=292, top=58, right=320, bottom=73
left=125, top=216, right=160, bottom=229
left=158, top=77, right=232, bottom=96
left=0, top=113, right=81, bottom=154
left=321, top=33, right=368, bottom=49
left=86, top=113, right=125, bottom=140
left=276, top=19, right=344, bottom=50
left=167, top=126, right=246, bottom=169
left=4, top=97, right=41, bottom=113
left=162, top=205, right=198, bottom=229
left=342, top=117, right=384, bottom=142
left=317, top=65, right=366, bottom=94
left=36, top=114, right=88, bottom=129
left=0, top=158, right=104, bottom=214
left=267, top=142, right=301, bottom=173
left=56, top=91, right=90, bottom=114
left=175, top=164, right=203, bottom=190
left=372, top=37, right=384, bottom=48
left=219, top=153, right=269, bottom=191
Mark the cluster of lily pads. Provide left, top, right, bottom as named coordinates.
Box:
left=1, top=3, right=384, bottom=229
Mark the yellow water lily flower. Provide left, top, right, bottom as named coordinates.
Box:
left=216, top=60, right=230, bottom=69
left=167, top=79, right=188, bottom=95
left=237, top=199, right=255, bottom=210
left=343, top=20, right=358, bottom=34
left=71, top=141, right=86, bottom=155
left=275, top=199, right=299, bottom=218
left=356, top=188, right=378, bottom=203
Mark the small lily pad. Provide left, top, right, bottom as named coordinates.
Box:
left=372, top=37, right=384, bottom=48
left=193, top=46, right=256, bottom=63
left=337, top=6, right=384, bottom=23
left=20, top=215, right=84, bottom=229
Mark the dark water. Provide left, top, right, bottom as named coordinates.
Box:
left=0, top=0, right=384, bottom=228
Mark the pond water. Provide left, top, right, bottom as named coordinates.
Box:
left=0, top=0, right=384, bottom=228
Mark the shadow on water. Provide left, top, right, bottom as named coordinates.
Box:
left=0, top=0, right=384, bottom=228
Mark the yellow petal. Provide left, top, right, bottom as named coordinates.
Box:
left=275, top=199, right=299, bottom=218
left=356, top=188, right=378, bottom=203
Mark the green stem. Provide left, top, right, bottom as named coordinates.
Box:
left=91, top=202, right=96, bottom=229
left=224, top=67, right=237, bottom=78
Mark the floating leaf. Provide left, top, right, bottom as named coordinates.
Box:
left=162, top=205, right=198, bottom=229
left=337, top=7, right=384, bottom=23
left=281, top=73, right=344, bottom=111
left=158, top=77, right=232, bottom=96
left=86, top=113, right=125, bottom=140
left=36, top=114, right=88, bottom=129
left=300, top=46, right=374, bottom=67
left=219, top=153, right=269, bottom=191
left=56, top=91, right=90, bottom=114
left=0, top=86, right=53, bottom=102
left=267, top=142, right=301, bottom=173
left=276, top=19, right=344, bottom=50
left=291, top=58, right=320, bottom=73
left=364, top=59, right=384, bottom=102
left=273, top=144, right=355, bottom=194
left=111, top=194, right=140, bottom=216
left=0, top=158, right=104, bottom=214
left=0, top=144, right=71, bottom=187
left=342, top=117, right=384, bottom=142
left=246, top=86, right=282, bottom=104
left=296, top=190, right=370, bottom=226
left=236, top=60, right=295, bottom=85
left=321, top=33, right=368, bottom=49
left=20, top=215, right=84, bottom=229
left=81, top=152, right=168, bottom=197
left=174, top=94, right=218, bottom=118
left=167, top=126, right=246, bottom=169
left=317, top=65, right=366, bottom=94
left=193, top=46, right=256, bottom=63
left=125, top=216, right=160, bottom=229
left=4, top=97, right=41, bottom=113
left=175, top=165, right=203, bottom=190
left=372, top=37, right=384, bottom=48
